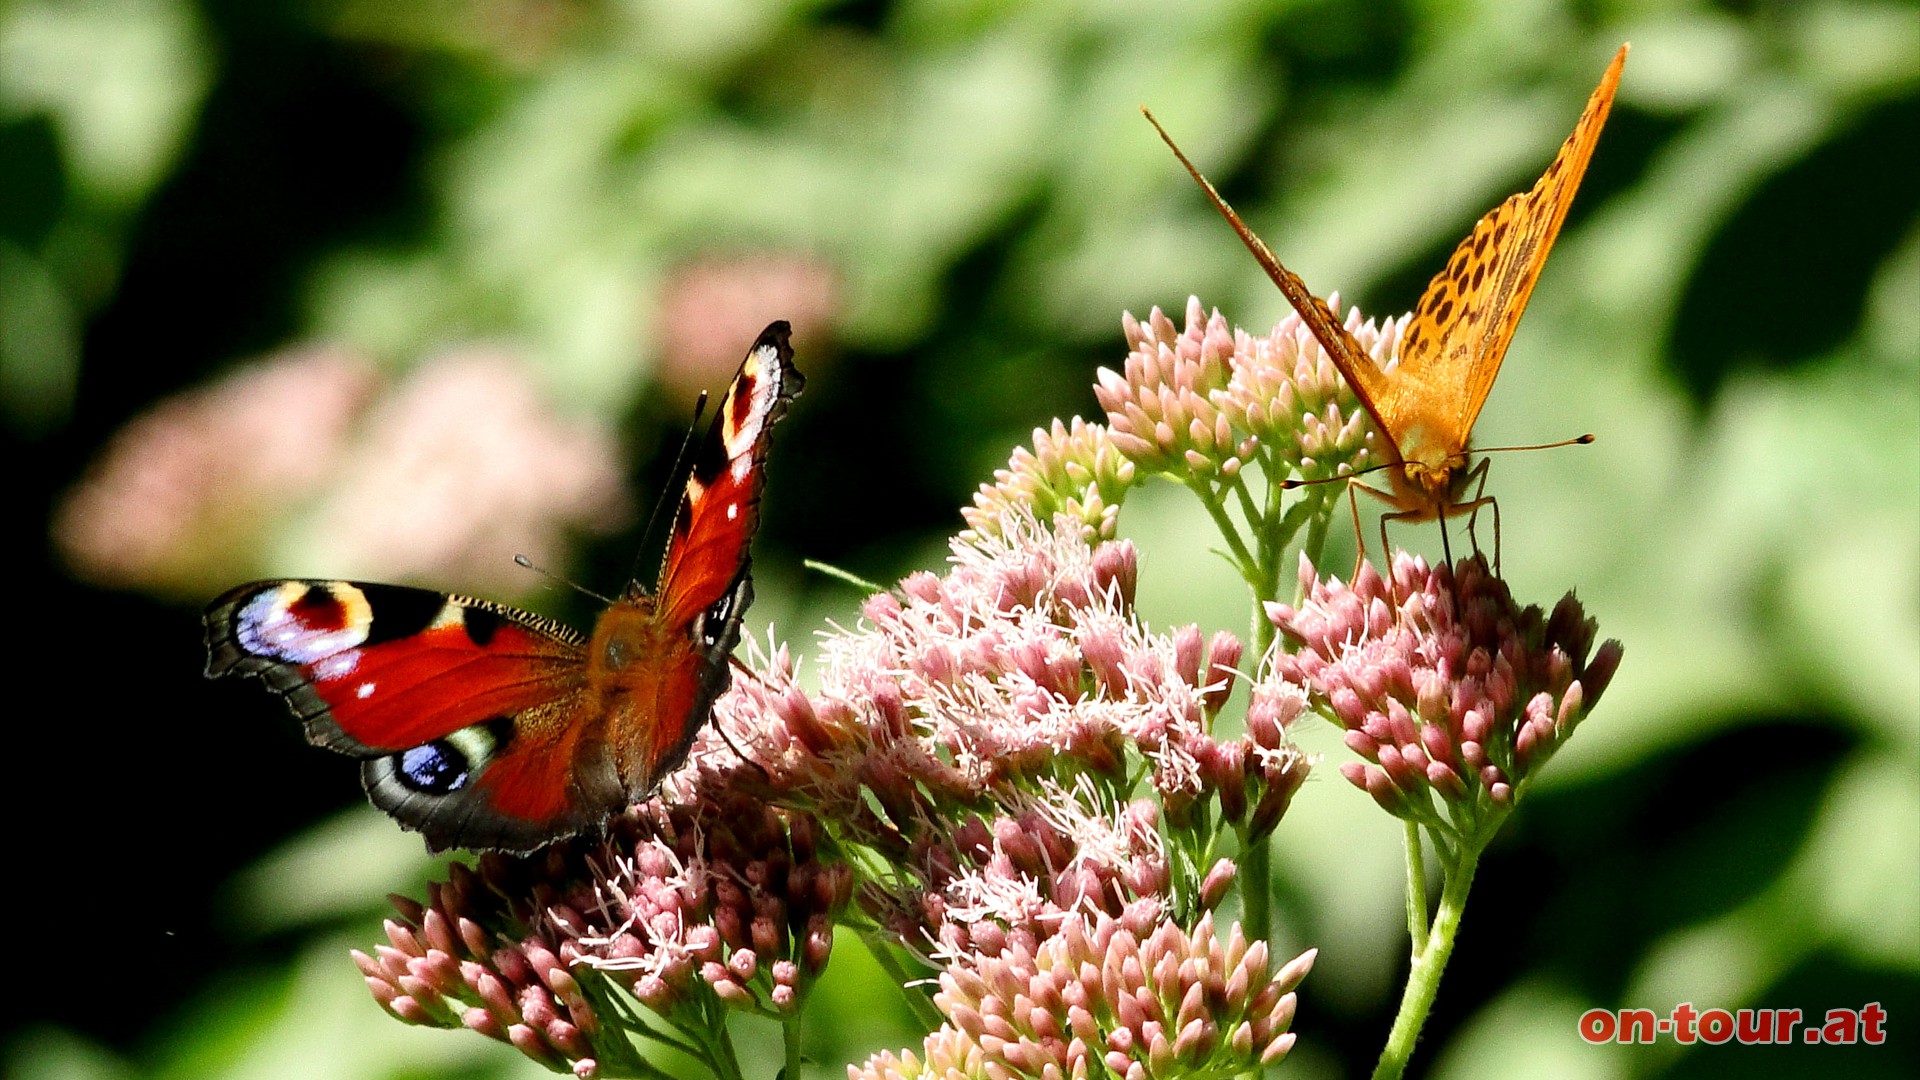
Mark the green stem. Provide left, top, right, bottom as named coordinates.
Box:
left=782, top=1009, right=804, bottom=1080
left=569, top=975, right=693, bottom=1079
left=1402, top=822, right=1428, bottom=947
left=860, top=930, right=945, bottom=1032
left=1370, top=836, right=1485, bottom=1080
left=1186, top=477, right=1258, bottom=581
left=1300, top=486, right=1335, bottom=582
left=711, top=1004, right=746, bottom=1080
left=1241, top=834, right=1270, bottom=950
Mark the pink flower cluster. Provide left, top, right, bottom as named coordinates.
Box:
left=357, top=512, right=1312, bottom=1075
left=964, top=416, right=1137, bottom=540
left=52, top=347, right=376, bottom=595
left=1097, top=295, right=1387, bottom=482
left=1267, top=553, right=1623, bottom=818
left=968, top=296, right=1395, bottom=548
left=712, top=513, right=1310, bottom=959
left=852, top=909, right=1314, bottom=1079
left=356, top=790, right=849, bottom=1076
left=54, top=343, right=624, bottom=598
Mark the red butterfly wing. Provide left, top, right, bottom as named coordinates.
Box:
left=206, top=580, right=623, bottom=852
left=204, top=322, right=804, bottom=854
left=593, top=321, right=803, bottom=791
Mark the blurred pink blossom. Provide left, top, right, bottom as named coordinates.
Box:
left=54, top=342, right=626, bottom=599
left=655, top=252, right=838, bottom=402
left=308, top=347, right=627, bottom=594
left=52, top=346, right=376, bottom=595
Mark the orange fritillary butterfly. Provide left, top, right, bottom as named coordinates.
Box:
left=1148, top=44, right=1627, bottom=563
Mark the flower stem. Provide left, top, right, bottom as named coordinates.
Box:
left=705, top=999, right=748, bottom=1080
left=783, top=1010, right=804, bottom=1080
left=859, top=929, right=946, bottom=1032
left=1186, top=476, right=1257, bottom=582
left=1370, top=836, right=1484, bottom=1080
left=1241, top=835, right=1271, bottom=955
left=1402, top=822, right=1428, bottom=944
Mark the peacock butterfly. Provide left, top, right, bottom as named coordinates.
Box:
left=205, top=322, right=803, bottom=854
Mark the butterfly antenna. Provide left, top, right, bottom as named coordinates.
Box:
left=631, top=389, right=713, bottom=584
left=1279, top=461, right=1401, bottom=490
left=512, top=554, right=615, bottom=606
left=1474, top=433, right=1595, bottom=454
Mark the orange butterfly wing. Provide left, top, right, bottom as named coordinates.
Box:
left=1141, top=111, right=1393, bottom=449
left=1388, top=45, right=1627, bottom=463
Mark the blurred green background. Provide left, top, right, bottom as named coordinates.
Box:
left=6, top=0, right=1915, bottom=1077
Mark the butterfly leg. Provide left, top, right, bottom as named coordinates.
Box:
left=1347, top=482, right=1368, bottom=582
left=1459, top=457, right=1499, bottom=574
left=1472, top=497, right=1503, bottom=576
left=1346, top=478, right=1402, bottom=581
left=713, top=711, right=773, bottom=785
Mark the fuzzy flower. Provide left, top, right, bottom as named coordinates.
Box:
left=1215, top=292, right=1390, bottom=483
left=307, top=347, right=627, bottom=595
left=850, top=910, right=1315, bottom=1080
left=964, top=416, right=1138, bottom=540
left=655, top=251, right=839, bottom=401
left=356, top=512, right=1308, bottom=1075
left=1266, top=553, right=1623, bottom=820
left=356, top=790, right=851, bottom=1077
left=53, top=342, right=626, bottom=600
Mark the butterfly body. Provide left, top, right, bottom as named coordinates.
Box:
left=206, top=323, right=801, bottom=853
left=1149, top=46, right=1627, bottom=556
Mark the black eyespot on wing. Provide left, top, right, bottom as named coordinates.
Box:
left=387, top=717, right=513, bottom=796
left=398, top=742, right=471, bottom=794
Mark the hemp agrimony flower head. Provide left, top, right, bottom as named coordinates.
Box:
left=1214, top=293, right=1394, bottom=484
left=1097, top=295, right=1388, bottom=483
left=965, top=417, right=1138, bottom=540
left=851, top=910, right=1315, bottom=1080
left=55, top=343, right=626, bottom=599
left=354, top=790, right=850, bottom=1077
left=1267, top=552, right=1623, bottom=821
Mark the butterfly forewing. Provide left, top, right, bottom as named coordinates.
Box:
left=1397, top=46, right=1627, bottom=445
left=599, top=323, right=802, bottom=791
left=206, top=581, right=588, bottom=751
left=205, top=580, right=621, bottom=850
left=1153, top=45, right=1625, bottom=552
left=656, top=323, right=803, bottom=628
left=1142, top=108, right=1400, bottom=458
